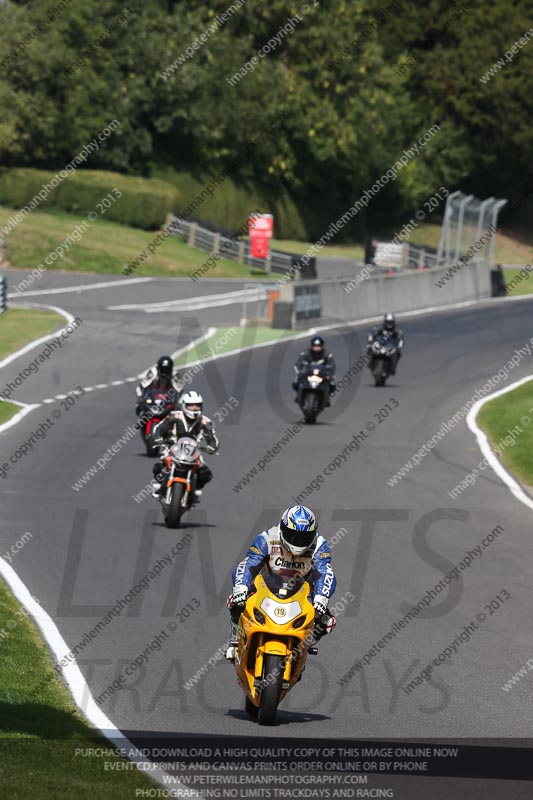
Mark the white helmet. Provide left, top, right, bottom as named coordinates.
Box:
left=181, top=390, right=203, bottom=421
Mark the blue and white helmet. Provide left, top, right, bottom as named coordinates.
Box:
left=279, top=505, right=317, bottom=555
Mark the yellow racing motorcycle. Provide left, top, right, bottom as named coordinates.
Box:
left=233, top=571, right=318, bottom=725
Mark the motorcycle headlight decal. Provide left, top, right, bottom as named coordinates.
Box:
left=260, top=597, right=302, bottom=623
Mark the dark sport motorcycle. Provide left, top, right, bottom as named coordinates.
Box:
left=368, top=334, right=398, bottom=387
left=136, top=388, right=176, bottom=456
left=296, top=364, right=332, bottom=424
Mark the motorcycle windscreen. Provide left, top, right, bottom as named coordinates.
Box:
left=262, top=569, right=308, bottom=599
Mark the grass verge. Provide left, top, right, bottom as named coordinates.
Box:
left=501, top=268, right=533, bottom=297
left=0, top=308, right=64, bottom=425
left=0, top=205, right=268, bottom=280
left=174, top=325, right=298, bottom=369
left=0, top=580, right=154, bottom=798
left=408, top=222, right=533, bottom=266
left=0, top=309, right=154, bottom=796
left=477, top=380, right=533, bottom=487
left=0, top=400, right=20, bottom=425
left=0, top=308, right=63, bottom=361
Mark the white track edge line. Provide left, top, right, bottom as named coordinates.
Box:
left=467, top=375, right=533, bottom=510
left=0, top=303, right=76, bottom=371
left=0, top=306, right=197, bottom=797
left=0, top=400, right=40, bottom=433
left=8, top=277, right=153, bottom=298
left=0, top=557, right=185, bottom=797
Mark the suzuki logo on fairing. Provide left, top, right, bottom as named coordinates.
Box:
left=274, top=557, right=305, bottom=569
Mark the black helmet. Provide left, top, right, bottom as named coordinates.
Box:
left=157, top=355, right=174, bottom=380
left=383, top=313, right=396, bottom=333
left=310, top=336, right=325, bottom=358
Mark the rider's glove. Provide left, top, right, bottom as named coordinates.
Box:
left=228, top=585, right=248, bottom=608
left=318, top=613, right=336, bottom=636
left=313, top=597, right=328, bottom=617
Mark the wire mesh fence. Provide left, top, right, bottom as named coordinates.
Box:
left=437, top=192, right=507, bottom=267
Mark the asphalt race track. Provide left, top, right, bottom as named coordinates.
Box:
left=3, top=272, right=533, bottom=797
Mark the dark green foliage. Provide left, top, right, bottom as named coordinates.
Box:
left=0, top=0, right=529, bottom=239
left=0, top=168, right=180, bottom=229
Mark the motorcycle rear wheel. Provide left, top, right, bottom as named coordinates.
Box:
left=258, top=654, right=284, bottom=726
left=165, top=483, right=186, bottom=528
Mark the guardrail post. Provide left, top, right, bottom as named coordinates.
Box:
left=0, top=275, right=7, bottom=314
left=238, top=241, right=245, bottom=264
left=188, top=223, right=197, bottom=247
left=0, top=237, right=7, bottom=268
left=212, top=233, right=221, bottom=257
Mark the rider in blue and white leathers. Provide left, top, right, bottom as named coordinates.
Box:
left=226, top=505, right=337, bottom=660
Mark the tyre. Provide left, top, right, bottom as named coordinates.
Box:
left=165, top=483, right=186, bottom=528
left=373, top=360, right=387, bottom=387
left=145, top=429, right=162, bottom=457
left=303, top=392, right=317, bottom=424
left=245, top=695, right=259, bottom=717
left=258, top=654, right=284, bottom=726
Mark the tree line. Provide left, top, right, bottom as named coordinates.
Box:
left=0, top=0, right=531, bottom=238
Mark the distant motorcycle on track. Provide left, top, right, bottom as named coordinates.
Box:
left=368, top=334, right=398, bottom=387
left=296, top=364, right=332, bottom=424
left=136, top=388, right=176, bottom=456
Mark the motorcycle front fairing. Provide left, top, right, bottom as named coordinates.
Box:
left=234, top=572, right=315, bottom=706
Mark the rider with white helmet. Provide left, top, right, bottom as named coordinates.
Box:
left=151, top=390, right=219, bottom=502
left=225, top=505, right=337, bottom=660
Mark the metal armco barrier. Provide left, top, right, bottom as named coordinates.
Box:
left=292, top=254, right=317, bottom=279
left=0, top=275, right=6, bottom=314
left=169, top=214, right=294, bottom=277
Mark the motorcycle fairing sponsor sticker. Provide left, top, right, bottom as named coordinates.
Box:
left=260, top=597, right=302, bottom=624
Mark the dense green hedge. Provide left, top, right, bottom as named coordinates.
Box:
left=0, top=169, right=180, bottom=230
left=155, top=167, right=308, bottom=241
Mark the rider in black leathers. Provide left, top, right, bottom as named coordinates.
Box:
left=292, top=336, right=337, bottom=405
left=135, top=355, right=182, bottom=417
left=367, top=313, right=404, bottom=375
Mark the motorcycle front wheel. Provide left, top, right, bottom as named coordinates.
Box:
left=302, top=392, right=318, bottom=424
left=258, top=654, right=284, bottom=726
left=245, top=695, right=259, bottom=717
left=165, top=483, right=186, bottom=528
left=373, top=360, right=387, bottom=387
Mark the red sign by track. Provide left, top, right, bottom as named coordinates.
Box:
left=249, top=213, right=274, bottom=259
